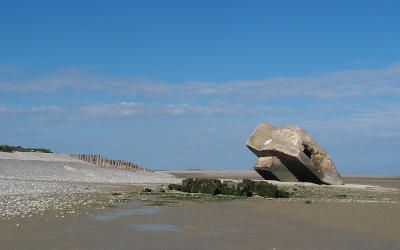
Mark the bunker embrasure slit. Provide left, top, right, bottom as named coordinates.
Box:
left=302, top=143, right=313, bottom=158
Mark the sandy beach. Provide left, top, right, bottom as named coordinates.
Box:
left=1, top=152, right=399, bottom=249
left=1, top=198, right=399, bottom=250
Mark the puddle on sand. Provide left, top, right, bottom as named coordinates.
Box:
left=131, top=224, right=180, bottom=232
left=92, top=203, right=159, bottom=221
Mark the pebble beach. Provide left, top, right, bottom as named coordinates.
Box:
left=0, top=152, right=179, bottom=219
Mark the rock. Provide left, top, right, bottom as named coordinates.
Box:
left=143, top=188, right=152, bottom=193
left=247, top=123, right=343, bottom=185
left=220, top=181, right=237, bottom=195
left=176, top=178, right=291, bottom=198
left=182, top=178, right=195, bottom=193
left=155, top=186, right=166, bottom=193
left=236, top=179, right=256, bottom=197
left=181, top=178, right=222, bottom=195
left=198, top=179, right=222, bottom=195
left=254, top=181, right=278, bottom=198
left=168, top=184, right=183, bottom=191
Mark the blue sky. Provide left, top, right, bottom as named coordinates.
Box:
left=1, top=1, right=400, bottom=175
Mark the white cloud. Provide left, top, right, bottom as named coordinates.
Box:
left=80, top=102, right=282, bottom=117
left=1, top=63, right=400, bottom=141
left=0, top=105, right=61, bottom=115
left=0, top=101, right=399, bottom=142
left=297, top=103, right=400, bottom=139
left=1, top=63, right=400, bottom=98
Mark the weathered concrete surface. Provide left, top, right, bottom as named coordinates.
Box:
left=247, top=123, right=344, bottom=185
left=254, top=156, right=298, bottom=182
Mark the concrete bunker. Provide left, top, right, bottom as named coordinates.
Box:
left=246, top=123, right=343, bottom=185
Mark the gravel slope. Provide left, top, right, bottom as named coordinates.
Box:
left=0, top=152, right=179, bottom=219
left=0, top=152, right=178, bottom=186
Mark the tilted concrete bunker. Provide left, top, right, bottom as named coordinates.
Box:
left=247, top=123, right=343, bottom=185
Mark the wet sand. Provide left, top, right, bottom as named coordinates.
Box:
left=1, top=199, right=399, bottom=250
left=1, top=169, right=399, bottom=249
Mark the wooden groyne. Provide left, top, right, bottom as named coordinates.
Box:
left=71, top=154, right=154, bottom=173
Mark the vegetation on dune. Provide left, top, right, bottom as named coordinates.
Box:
left=0, top=144, right=52, bottom=153
left=169, top=178, right=290, bottom=198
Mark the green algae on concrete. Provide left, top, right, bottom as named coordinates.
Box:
left=181, top=178, right=222, bottom=195
left=220, top=181, right=237, bottom=195
left=169, top=178, right=290, bottom=198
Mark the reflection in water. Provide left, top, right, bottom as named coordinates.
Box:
left=132, top=224, right=180, bottom=232
left=92, top=204, right=159, bottom=221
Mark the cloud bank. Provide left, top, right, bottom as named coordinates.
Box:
left=1, top=63, right=400, bottom=99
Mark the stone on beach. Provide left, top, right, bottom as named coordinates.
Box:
left=170, top=178, right=289, bottom=198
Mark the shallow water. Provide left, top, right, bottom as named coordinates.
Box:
left=91, top=202, right=159, bottom=221
left=132, top=224, right=180, bottom=232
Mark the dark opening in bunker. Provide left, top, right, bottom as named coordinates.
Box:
left=302, top=144, right=313, bottom=158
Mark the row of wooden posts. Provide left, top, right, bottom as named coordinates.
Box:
left=71, top=154, right=154, bottom=173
